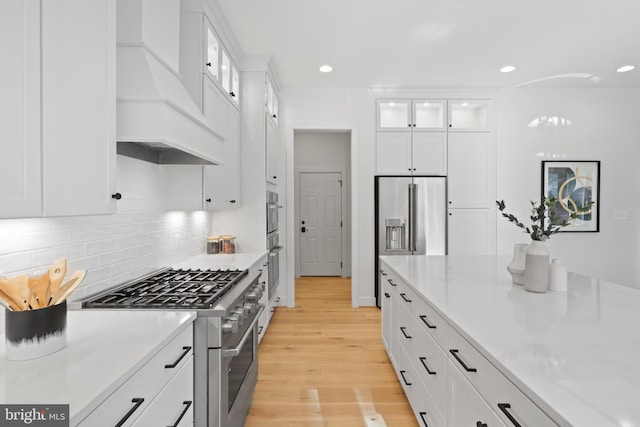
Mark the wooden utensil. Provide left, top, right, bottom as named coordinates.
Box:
left=28, top=272, right=51, bottom=309
left=48, top=258, right=67, bottom=296
left=51, top=270, right=86, bottom=306
left=0, top=275, right=29, bottom=310
left=0, top=287, right=19, bottom=311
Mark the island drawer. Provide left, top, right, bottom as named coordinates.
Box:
left=77, top=323, right=193, bottom=426
left=448, top=326, right=558, bottom=427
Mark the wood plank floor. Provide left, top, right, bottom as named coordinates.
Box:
left=245, top=276, right=418, bottom=427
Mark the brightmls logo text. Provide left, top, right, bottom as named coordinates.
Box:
left=0, top=405, right=68, bottom=426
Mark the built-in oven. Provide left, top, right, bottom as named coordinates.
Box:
left=266, top=190, right=283, bottom=301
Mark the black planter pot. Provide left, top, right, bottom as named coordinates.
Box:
left=5, top=301, right=67, bottom=361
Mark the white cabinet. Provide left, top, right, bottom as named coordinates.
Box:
left=448, top=100, right=490, bottom=131
left=0, top=0, right=116, bottom=219
left=266, top=116, right=280, bottom=184
left=448, top=360, right=492, bottom=427
left=203, top=74, right=231, bottom=140
left=258, top=260, right=269, bottom=343
left=447, top=209, right=492, bottom=255
left=78, top=325, right=194, bottom=426
left=448, top=133, right=489, bottom=208
left=380, top=270, right=394, bottom=353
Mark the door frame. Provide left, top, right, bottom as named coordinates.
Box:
left=295, top=168, right=348, bottom=278
left=286, top=125, right=358, bottom=308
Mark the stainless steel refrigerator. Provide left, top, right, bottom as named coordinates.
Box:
left=375, top=176, right=447, bottom=306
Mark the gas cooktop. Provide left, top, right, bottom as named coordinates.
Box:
left=82, top=268, right=248, bottom=309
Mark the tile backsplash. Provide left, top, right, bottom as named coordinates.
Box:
left=0, top=156, right=211, bottom=316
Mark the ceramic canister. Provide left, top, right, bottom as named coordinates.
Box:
left=5, top=301, right=67, bottom=361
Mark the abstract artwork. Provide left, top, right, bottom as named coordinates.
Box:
left=541, top=161, right=600, bottom=232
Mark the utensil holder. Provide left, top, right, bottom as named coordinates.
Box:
left=5, top=301, right=67, bottom=361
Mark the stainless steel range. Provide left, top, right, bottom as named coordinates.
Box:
left=82, top=267, right=264, bottom=427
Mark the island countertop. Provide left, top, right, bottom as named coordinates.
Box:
left=0, top=310, right=195, bottom=424
left=380, top=255, right=640, bottom=427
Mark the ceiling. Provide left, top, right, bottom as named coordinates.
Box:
left=216, top=0, right=640, bottom=90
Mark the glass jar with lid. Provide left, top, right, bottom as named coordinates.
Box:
left=220, top=235, right=236, bottom=254
left=207, top=236, right=221, bottom=254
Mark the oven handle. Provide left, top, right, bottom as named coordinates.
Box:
left=222, top=305, right=265, bottom=358
left=269, top=246, right=283, bottom=256
left=267, top=203, right=283, bottom=209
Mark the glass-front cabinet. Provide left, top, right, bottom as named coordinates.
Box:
left=206, top=27, right=219, bottom=81
left=204, top=18, right=239, bottom=106
left=266, top=75, right=278, bottom=124
left=377, top=99, right=411, bottom=130
left=412, top=100, right=446, bottom=130
left=448, top=100, right=489, bottom=131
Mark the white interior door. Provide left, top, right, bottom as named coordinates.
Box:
left=299, top=172, right=342, bottom=276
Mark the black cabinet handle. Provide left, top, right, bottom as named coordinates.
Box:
left=498, top=403, right=522, bottom=427
left=230, top=200, right=236, bottom=203
left=400, top=326, right=412, bottom=339
left=165, top=346, right=191, bottom=368
left=477, top=422, right=488, bottom=427
left=419, top=412, right=429, bottom=427
left=419, top=315, right=436, bottom=329
left=230, top=92, right=236, bottom=97
left=384, top=292, right=390, bottom=299
left=407, top=124, right=412, bottom=127
left=380, top=270, right=387, bottom=276
left=272, top=176, right=277, bottom=179
left=419, top=357, right=436, bottom=375
left=167, top=401, right=192, bottom=427
left=272, top=114, right=277, bottom=119
left=115, top=398, right=144, bottom=427
left=111, top=193, right=122, bottom=200
left=399, top=370, right=412, bottom=386
left=449, top=349, right=477, bottom=372
left=388, top=280, right=397, bottom=287
left=258, top=326, right=264, bottom=334
left=206, top=62, right=211, bottom=67
left=206, top=198, right=212, bottom=203
left=400, top=293, right=412, bottom=302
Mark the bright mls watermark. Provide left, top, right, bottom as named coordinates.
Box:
left=0, top=405, right=69, bottom=426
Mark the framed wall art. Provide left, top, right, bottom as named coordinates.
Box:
left=541, top=160, right=600, bottom=232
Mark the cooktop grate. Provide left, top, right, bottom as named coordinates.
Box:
left=82, top=268, right=248, bottom=309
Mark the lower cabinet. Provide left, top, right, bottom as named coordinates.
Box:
left=77, top=324, right=194, bottom=426
left=380, top=261, right=558, bottom=427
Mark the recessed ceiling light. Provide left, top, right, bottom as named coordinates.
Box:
left=617, top=65, right=635, bottom=73
left=500, top=65, right=516, bottom=73
left=319, top=65, right=333, bottom=73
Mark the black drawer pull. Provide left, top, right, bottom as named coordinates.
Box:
left=449, top=349, right=477, bottom=372
left=400, top=293, right=412, bottom=302
left=400, top=326, right=412, bottom=339
left=477, top=422, right=488, bottom=427
left=419, top=357, right=436, bottom=375
left=380, top=270, right=387, bottom=276
left=498, top=403, right=522, bottom=427
left=419, top=412, right=429, bottom=426
left=167, top=400, right=192, bottom=427
left=399, top=370, right=412, bottom=386
left=258, top=326, right=264, bottom=334
left=419, top=315, right=436, bottom=329
left=388, top=279, right=397, bottom=287
left=165, top=346, right=192, bottom=368
left=115, top=398, right=144, bottom=427
left=384, top=292, right=390, bottom=298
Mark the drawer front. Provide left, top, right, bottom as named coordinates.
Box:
left=394, top=343, right=446, bottom=427
left=78, top=324, right=194, bottom=427
left=381, top=266, right=401, bottom=295
left=448, top=327, right=557, bottom=427
left=134, top=355, right=194, bottom=426
left=398, top=307, right=447, bottom=417
left=448, top=359, right=492, bottom=427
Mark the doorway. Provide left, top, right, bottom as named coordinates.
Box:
left=293, top=130, right=351, bottom=280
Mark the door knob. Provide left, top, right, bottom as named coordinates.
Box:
left=301, top=220, right=305, bottom=224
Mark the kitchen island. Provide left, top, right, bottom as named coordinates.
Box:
left=380, top=255, right=640, bottom=427
left=0, top=310, right=195, bottom=425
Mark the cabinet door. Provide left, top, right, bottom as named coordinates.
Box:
left=448, top=100, right=490, bottom=131
left=412, top=100, right=446, bottom=131
left=412, top=132, right=447, bottom=175
left=448, top=133, right=488, bottom=208
left=448, top=360, right=492, bottom=427
left=0, top=0, right=41, bottom=218
left=377, top=99, right=411, bottom=131
left=42, top=0, right=116, bottom=216
left=266, top=117, right=279, bottom=184
left=376, top=132, right=412, bottom=175
left=381, top=278, right=394, bottom=352
left=448, top=209, right=490, bottom=255
left=205, top=22, right=220, bottom=82
left=203, top=105, right=240, bottom=210
left=165, top=165, right=203, bottom=211
left=203, top=75, right=230, bottom=140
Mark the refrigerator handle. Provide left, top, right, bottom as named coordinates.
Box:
left=411, top=183, right=418, bottom=252
left=407, top=184, right=413, bottom=252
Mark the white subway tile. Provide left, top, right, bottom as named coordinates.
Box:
left=0, top=229, right=70, bottom=254
left=32, top=243, right=85, bottom=268
left=0, top=252, right=33, bottom=275
left=100, top=244, right=156, bottom=266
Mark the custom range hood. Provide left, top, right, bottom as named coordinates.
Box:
left=116, top=0, right=223, bottom=165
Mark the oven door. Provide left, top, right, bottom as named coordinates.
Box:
left=210, top=306, right=263, bottom=427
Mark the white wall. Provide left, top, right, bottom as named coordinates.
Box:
left=281, top=87, right=376, bottom=306
left=293, top=130, right=352, bottom=277
left=496, top=88, right=640, bottom=288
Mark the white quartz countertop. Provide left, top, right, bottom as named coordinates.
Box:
left=0, top=310, right=195, bottom=424
left=173, top=251, right=267, bottom=271
left=380, top=255, right=640, bottom=427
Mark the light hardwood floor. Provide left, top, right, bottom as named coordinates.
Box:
left=245, top=276, right=418, bottom=427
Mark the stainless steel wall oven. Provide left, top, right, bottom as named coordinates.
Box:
left=266, top=190, right=283, bottom=301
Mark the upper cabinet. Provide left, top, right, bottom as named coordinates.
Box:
left=266, top=75, right=279, bottom=125
left=448, top=100, right=489, bottom=131
left=377, top=99, right=489, bottom=132
left=0, top=0, right=116, bottom=219
left=205, top=19, right=240, bottom=106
